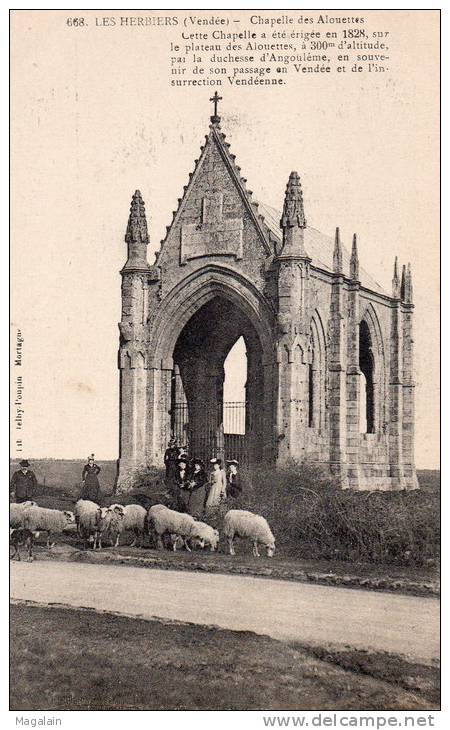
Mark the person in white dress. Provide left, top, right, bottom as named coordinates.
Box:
left=205, top=458, right=227, bottom=509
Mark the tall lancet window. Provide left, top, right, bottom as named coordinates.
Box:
left=359, top=320, right=375, bottom=434
left=308, top=313, right=327, bottom=432
left=308, top=357, right=314, bottom=428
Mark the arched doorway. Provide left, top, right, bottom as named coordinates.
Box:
left=170, top=295, right=265, bottom=465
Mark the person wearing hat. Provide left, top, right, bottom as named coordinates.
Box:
left=187, top=458, right=208, bottom=518
left=205, top=457, right=227, bottom=510
left=81, top=454, right=101, bottom=503
left=10, top=459, right=38, bottom=503
left=164, top=437, right=179, bottom=485
left=175, top=454, right=190, bottom=512
left=226, top=460, right=242, bottom=499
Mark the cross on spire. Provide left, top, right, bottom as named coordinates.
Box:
left=210, top=91, right=222, bottom=123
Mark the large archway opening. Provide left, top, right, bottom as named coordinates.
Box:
left=170, top=296, right=264, bottom=465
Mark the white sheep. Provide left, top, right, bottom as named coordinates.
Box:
left=189, top=521, right=219, bottom=551
left=147, top=504, right=195, bottom=551
left=224, top=510, right=276, bottom=557
left=22, top=506, right=75, bottom=548
left=10, top=501, right=37, bottom=529
left=148, top=504, right=167, bottom=513
left=74, top=499, right=101, bottom=547
left=121, top=504, right=147, bottom=547
left=95, top=504, right=125, bottom=548
left=93, top=507, right=110, bottom=549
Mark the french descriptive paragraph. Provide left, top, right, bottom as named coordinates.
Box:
left=65, top=13, right=392, bottom=87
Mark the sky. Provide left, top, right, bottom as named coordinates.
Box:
left=10, top=10, right=439, bottom=468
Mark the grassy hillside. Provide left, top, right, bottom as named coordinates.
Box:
left=9, top=460, right=439, bottom=568
left=9, top=459, right=118, bottom=497
left=9, top=459, right=439, bottom=496
left=417, top=469, right=441, bottom=492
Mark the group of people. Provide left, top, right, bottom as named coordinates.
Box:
left=10, top=455, right=102, bottom=505
left=11, top=446, right=241, bottom=520
left=164, top=438, right=242, bottom=518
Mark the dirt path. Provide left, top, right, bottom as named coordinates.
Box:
left=10, top=560, right=439, bottom=664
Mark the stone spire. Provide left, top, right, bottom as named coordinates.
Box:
left=126, top=190, right=149, bottom=244
left=400, top=264, right=406, bottom=301
left=279, top=171, right=308, bottom=257
left=123, top=190, right=150, bottom=271
left=350, top=233, right=359, bottom=281
left=392, top=256, right=400, bottom=298
left=281, top=171, right=306, bottom=229
left=404, top=262, right=413, bottom=303
left=333, top=227, right=343, bottom=274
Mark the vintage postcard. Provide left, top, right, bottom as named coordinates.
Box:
left=9, top=8, right=440, bottom=718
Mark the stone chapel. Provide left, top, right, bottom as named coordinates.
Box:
left=117, top=96, right=418, bottom=491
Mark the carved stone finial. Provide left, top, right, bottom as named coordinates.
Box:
left=278, top=172, right=309, bottom=259
left=392, top=256, right=400, bottom=298
left=350, top=233, right=359, bottom=280
left=122, top=190, right=151, bottom=272
left=281, top=171, right=306, bottom=229
left=125, top=190, right=149, bottom=245
left=333, top=227, right=343, bottom=274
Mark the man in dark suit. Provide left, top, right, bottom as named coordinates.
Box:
left=10, top=459, right=38, bottom=503
left=226, top=460, right=242, bottom=499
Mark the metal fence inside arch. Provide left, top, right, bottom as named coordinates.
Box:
left=172, top=401, right=252, bottom=466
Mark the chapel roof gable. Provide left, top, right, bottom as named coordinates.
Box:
left=155, top=112, right=280, bottom=262
left=154, top=103, right=388, bottom=297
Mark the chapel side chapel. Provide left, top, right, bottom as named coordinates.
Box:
left=117, top=96, right=418, bottom=491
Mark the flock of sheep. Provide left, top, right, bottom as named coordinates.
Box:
left=10, top=499, right=276, bottom=561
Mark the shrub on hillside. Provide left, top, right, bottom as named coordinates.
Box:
left=231, top=461, right=439, bottom=568
left=26, top=456, right=438, bottom=567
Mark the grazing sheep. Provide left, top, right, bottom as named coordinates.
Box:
left=121, top=504, right=147, bottom=547
left=147, top=504, right=195, bottom=550
left=10, top=528, right=34, bottom=562
left=148, top=504, right=167, bottom=514
left=10, top=501, right=37, bottom=529
left=22, top=506, right=75, bottom=548
left=224, top=510, right=276, bottom=557
left=189, top=521, right=219, bottom=551
left=95, top=504, right=125, bottom=548
left=74, top=499, right=101, bottom=547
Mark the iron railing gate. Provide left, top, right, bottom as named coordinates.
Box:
left=171, top=401, right=253, bottom=465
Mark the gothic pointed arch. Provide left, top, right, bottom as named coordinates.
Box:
left=308, top=309, right=327, bottom=431
left=359, top=303, right=387, bottom=434
left=148, top=264, right=276, bottom=368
